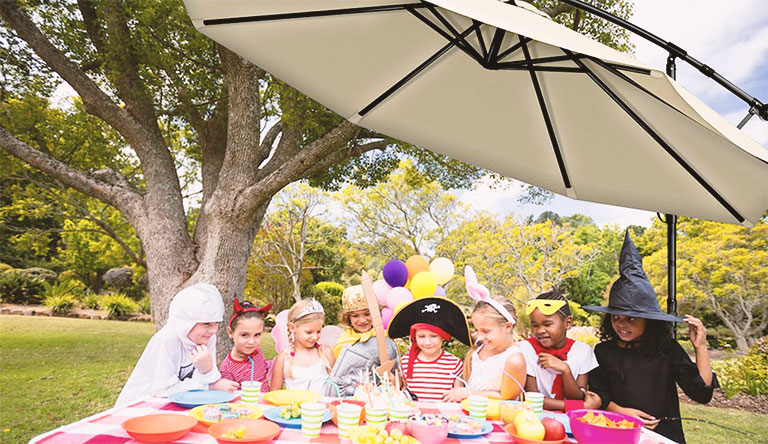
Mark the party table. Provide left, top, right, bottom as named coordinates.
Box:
left=29, top=395, right=677, bottom=444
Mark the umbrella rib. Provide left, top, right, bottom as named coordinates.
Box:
left=422, top=3, right=485, bottom=65
left=567, top=52, right=746, bottom=223
left=497, top=37, right=530, bottom=62
left=356, top=23, right=480, bottom=118
left=496, top=54, right=582, bottom=69
left=519, top=38, right=573, bottom=193
left=201, top=3, right=426, bottom=26
left=486, top=28, right=506, bottom=65
left=472, top=20, right=489, bottom=60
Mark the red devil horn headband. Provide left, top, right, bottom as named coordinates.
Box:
left=229, top=298, right=272, bottom=328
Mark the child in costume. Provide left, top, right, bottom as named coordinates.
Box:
left=219, top=299, right=272, bottom=392
left=387, top=297, right=471, bottom=401
left=584, top=231, right=717, bottom=444
left=520, top=290, right=601, bottom=412
left=270, top=299, right=335, bottom=393
left=115, top=283, right=238, bottom=407
left=443, top=266, right=526, bottom=402
left=328, top=285, right=399, bottom=397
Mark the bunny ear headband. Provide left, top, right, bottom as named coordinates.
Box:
left=229, top=298, right=272, bottom=328
left=464, top=266, right=516, bottom=325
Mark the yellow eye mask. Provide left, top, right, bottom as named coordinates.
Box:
left=526, top=299, right=567, bottom=316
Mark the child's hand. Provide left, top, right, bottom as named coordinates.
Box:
left=190, top=344, right=213, bottom=373
left=685, top=315, right=707, bottom=349
left=620, top=407, right=659, bottom=430
left=442, top=387, right=470, bottom=402
left=537, top=353, right=569, bottom=374
left=583, top=390, right=601, bottom=409
left=209, top=378, right=239, bottom=392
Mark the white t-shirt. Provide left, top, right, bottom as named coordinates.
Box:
left=467, top=344, right=523, bottom=392
left=519, top=339, right=598, bottom=399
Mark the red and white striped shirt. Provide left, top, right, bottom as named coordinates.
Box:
left=400, top=350, right=464, bottom=401
left=219, top=349, right=270, bottom=392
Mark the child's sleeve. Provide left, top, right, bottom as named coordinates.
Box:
left=670, top=340, right=719, bottom=403
left=451, top=353, right=464, bottom=379
left=148, top=338, right=222, bottom=398
left=518, top=341, right=538, bottom=376
left=587, top=345, right=611, bottom=410
left=575, top=341, right=599, bottom=376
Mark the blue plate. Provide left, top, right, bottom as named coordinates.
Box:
left=538, top=412, right=572, bottom=436
left=263, top=406, right=332, bottom=428
left=446, top=418, right=493, bottom=439
left=167, top=390, right=237, bottom=408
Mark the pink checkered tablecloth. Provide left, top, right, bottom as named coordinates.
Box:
left=29, top=396, right=676, bottom=444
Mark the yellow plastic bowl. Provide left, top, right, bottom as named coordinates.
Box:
left=460, top=398, right=501, bottom=421
left=263, top=389, right=319, bottom=406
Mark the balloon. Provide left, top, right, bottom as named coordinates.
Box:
left=405, top=255, right=429, bottom=279
left=434, top=285, right=446, bottom=297
left=404, top=278, right=411, bottom=289
left=386, top=286, right=413, bottom=309
left=394, top=301, right=409, bottom=313
left=411, top=271, right=438, bottom=299
left=381, top=307, right=394, bottom=329
left=373, top=279, right=392, bottom=306
left=271, top=310, right=290, bottom=354
left=383, top=260, right=409, bottom=287
left=429, top=257, right=455, bottom=285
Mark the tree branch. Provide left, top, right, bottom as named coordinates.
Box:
left=257, top=122, right=282, bottom=165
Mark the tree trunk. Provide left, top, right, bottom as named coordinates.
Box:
left=735, top=334, right=749, bottom=355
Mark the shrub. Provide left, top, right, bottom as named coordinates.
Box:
left=22, top=267, right=57, bottom=283
left=316, top=281, right=344, bottom=297
left=43, top=294, right=77, bottom=314
left=0, top=263, right=12, bottom=272
left=0, top=272, right=45, bottom=304
left=100, top=293, right=139, bottom=318
left=41, top=281, right=80, bottom=299
left=138, top=295, right=151, bottom=315
left=57, top=270, right=79, bottom=282
left=315, top=282, right=343, bottom=326
left=82, top=292, right=102, bottom=309
left=711, top=352, right=768, bottom=398
left=569, top=329, right=599, bottom=347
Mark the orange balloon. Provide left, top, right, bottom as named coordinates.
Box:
left=405, top=255, right=429, bottom=279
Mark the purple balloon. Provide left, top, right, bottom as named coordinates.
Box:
left=382, top=260, right=409, bottom=287
left=433, top=285, right=446, bottom=297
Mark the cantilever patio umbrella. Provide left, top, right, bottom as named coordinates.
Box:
left=184, top=0, right=768, bottom=227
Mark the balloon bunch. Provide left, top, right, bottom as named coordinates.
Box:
left=374, top=255, right=455, bottom=329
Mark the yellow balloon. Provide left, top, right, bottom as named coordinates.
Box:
left=429, top=257, right=455, bottom=285
left=411, top=271, right=438, bottom=299
left=394, top=301, right=409, bottom=313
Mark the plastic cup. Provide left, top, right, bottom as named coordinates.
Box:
left=240, top=381, right=261, bottom=404
left=388, top=405, right=412, bottom=422
left=301, top=402, right=326, bottom=438
left=365, top=404, right=388, bottom=425
left=336, top=403, right=363, bottom=440
left=467, top=395, right=489, bottom=420
left=524, top=392, right=544, bottom=413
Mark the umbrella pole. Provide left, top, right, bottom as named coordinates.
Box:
left=666, top=55, right=678, bottom=339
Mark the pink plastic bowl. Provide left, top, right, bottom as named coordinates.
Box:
left=566, top=409, right=643, bottom=444
left=408, top=418, right=448, bottom=444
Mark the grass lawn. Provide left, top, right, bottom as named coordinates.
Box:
left=2, top=315, right=766, bottom=444
left=0, top=315, right=276, bottom=443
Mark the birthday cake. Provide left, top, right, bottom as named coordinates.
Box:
left=444, top=415, right=483, bottom=434
left=202, top=404, right=254, bottom=422
left=353, top=383, right=409, bottom=409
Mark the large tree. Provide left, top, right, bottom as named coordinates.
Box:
left=0, top=0, right=633, bottom=345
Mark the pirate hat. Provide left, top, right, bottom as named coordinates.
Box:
left=583, top=230, right=684, bottom=322
left=387, top=297, right=471, bottom=346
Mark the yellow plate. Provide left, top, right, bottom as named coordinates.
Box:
left=189, top=403, right=263, bottom=426
left=348, top=425, right=420, bottom=444
left=263, top=390, right=319, bottom=406
left=460, top=398, right=501, bottom=421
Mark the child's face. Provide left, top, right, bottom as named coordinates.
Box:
left=290, top=318, right=324, bottom=350
left=471, top=312, right=513, bottom=350
left=348, top=309, right=372, bottom=333
left=611, top=314, right=646, bottom=343
left=529, top=308, right=572, bottom=348
left=414, top=329, right=444, bottom=357
left=227, top=317, right=264, bottom=356
left=187, top=321, right=219, bottom=345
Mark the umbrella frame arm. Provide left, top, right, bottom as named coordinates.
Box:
left=554, top=0, right=768, bottom=123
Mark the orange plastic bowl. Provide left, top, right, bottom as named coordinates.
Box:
left=504, top=423, right=567, bottom=444
left=329, top=400, right=366, bottom=426
left=121, top=413, right=197, bottom=443
left=208, top=418, right=281, bottom=444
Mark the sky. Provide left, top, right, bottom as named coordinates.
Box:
left=457, top=0, right=768, bottom=228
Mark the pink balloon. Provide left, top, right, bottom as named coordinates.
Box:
left=373, top=279, right=392, bottom=306
left=434, top=285, right=446, bottom=297
left=381, top=307, right=394, bottom=329
left=386, top=286, right=413, bottom=310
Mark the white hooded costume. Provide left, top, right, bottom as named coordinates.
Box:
left=115, top=283, right=225, bottom=407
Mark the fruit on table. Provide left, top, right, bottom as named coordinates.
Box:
left=384, top=421, right=408, bottom=435
left=500, top=402, right=532, bottom=425
left=355, top=424, right=415, bottom=444
left=280, top=402, right=301, bottom=419
left=514, top=412, right=545, bottom=441
left=222, top=426, right=247, bottom=439
left=542, top=417, right=566, bottom=441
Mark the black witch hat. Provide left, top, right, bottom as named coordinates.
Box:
left=387, top=297, right=472, bottom=346
left=583, top=230, right=684, bottom=322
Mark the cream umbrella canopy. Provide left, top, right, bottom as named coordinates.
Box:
left=183, top=0, right=768, bottom=226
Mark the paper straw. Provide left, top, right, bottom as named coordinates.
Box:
left=501, top=369, right=526, bottom=401
left=324, top=379, right=344, bottom=406
left=374, top=370, right=395, bottom=407
left=248, top=356, right=254, bottom=383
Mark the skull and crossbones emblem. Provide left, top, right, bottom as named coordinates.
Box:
left=421, top=303, right=440, bottom=313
